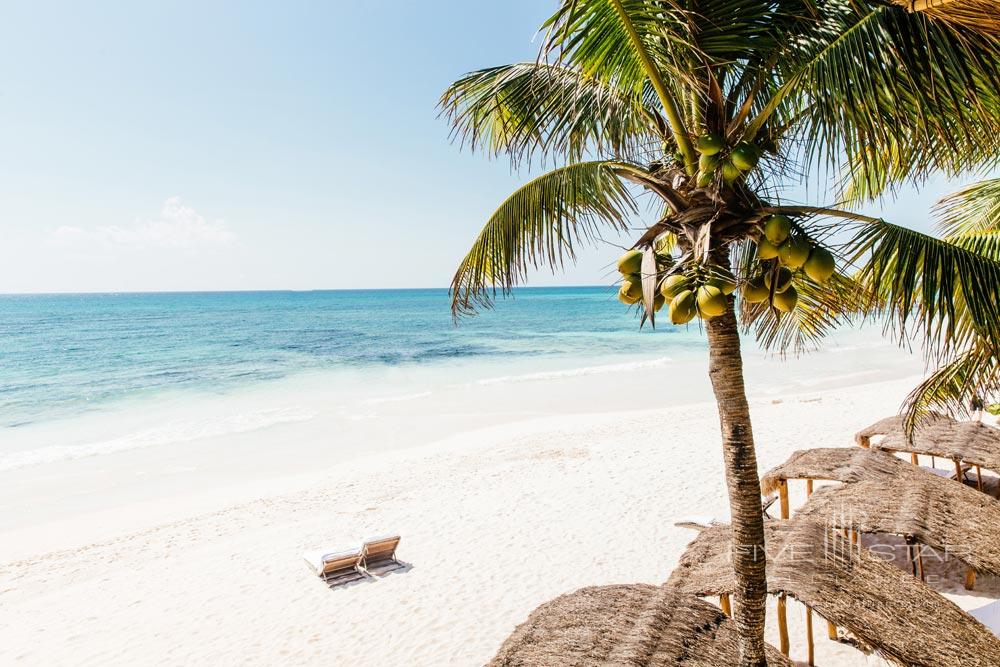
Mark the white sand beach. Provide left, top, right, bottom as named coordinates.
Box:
left=3, top=368, right=997, bottom=666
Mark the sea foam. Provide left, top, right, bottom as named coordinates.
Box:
left=0, top=407, right=316, bottom=472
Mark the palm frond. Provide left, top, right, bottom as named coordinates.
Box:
left=451, top=160, right=641, bottom=316
left=439, top=62, right=662, bottom=167
left=539, top=0, right=698, bottom=164
left=902, top=343, right=1000, bottom=431
left=850, top=217, right=1000, bottom=356
left=935, top=177, right=1000, bottom=238
left=741, top=272, right=866, bottom=355
left=759, top=2, right=1000, bottom=197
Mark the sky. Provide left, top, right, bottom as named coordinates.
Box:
left=0, top=1, right=984, bottom=294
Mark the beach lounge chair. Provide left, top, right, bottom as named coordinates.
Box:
left=303, top=545, right=365, bottom=585
left=362, top=534, right=402, bottom=574
left=675, top=496, right=779, bottom=530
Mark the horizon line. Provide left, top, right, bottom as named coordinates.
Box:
left=0, top=284, right=614, bottom=297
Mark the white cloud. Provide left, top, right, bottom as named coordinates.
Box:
left=51, top=197, right=234, bottom=249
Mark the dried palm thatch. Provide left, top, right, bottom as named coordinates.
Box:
left=894, top=0, right=1000, bottom=35
left=856, top=414, right=1000, bottom=473
left=795, top=475, right=1000, bottom=576
left=667, top=519, right=1000, bottom=666
left=760, top=447, right=911, bottom=496
left=489, top=584, right=793, bottom=666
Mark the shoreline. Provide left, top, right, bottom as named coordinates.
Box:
left=5, top=374, right=990, bottom=666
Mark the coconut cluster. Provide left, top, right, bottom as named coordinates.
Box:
left=616, top=248, right=736, bottom=325
left=742, top=214, right=836, bottom=313
left=694, top=133, right=759, bottom=186
left=615, top=214, right=837, bottom=322
left=659, top=266, right=736, bottom=324
left=616, top=249, right=667, bottom=312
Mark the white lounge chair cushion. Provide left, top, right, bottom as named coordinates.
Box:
left=921, top=466, right=955, bottom=479
left=970, top=599, right=1000, bottom=636
left=302, top=546, right=362, bottom=573
left=363, top=533, right=400, bottom=546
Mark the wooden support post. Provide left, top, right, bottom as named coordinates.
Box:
left=910, top=452, right=919, bottom=465
left=955, top=459, right=964, bottom=483
left=779, top=479, right=789, bottom=519
left=931, top=455, right=936, bottom=468
left=916, top=545, right=925, bottom=582
left=827, top=620, right=838, bottom=641
left=906, top=540, right=918, bottom=577
left=777, top=594, right=790, bottom=656
left=805, top=606, right=815, bottom=666
left=806, top=479, right=813, bottom=496
left=966, top=568, right=977, bottom=591
left=976, top=466, right=984, bottom=492
left=720, top=593, right=731, bottom=615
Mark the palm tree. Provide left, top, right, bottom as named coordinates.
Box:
left=440, top=2, right=1000, bottom=664
left=854, top=176, right=1000, bottom=426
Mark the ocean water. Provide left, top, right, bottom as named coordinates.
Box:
left=0, top=288, right=708, bottom=430
left=0, top=288, right=923, bottom=479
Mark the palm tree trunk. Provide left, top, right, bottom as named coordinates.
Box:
left=705, top=296, right=768, bottom=667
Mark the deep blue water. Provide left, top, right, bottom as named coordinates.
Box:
left=0, top=288, right=704, bottom=428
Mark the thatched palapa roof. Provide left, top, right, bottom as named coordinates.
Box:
left=667, top=520, right=1000, bottom=666
left=856, top=414, right=1000, bottom=472
left=761, top=447, right=912, bottom=495
left=894, top=0, right=1000, bottom=35
left=489, top=584, right=792, bottom=666
left=795, top=475, right=1000, bottom=576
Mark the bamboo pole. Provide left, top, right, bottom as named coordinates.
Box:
left=906, top=540, right=918, bottom=577
left=966, top=568, right=977, bottom=591
left=806, top=479, right=813, bottom=496
left=955, top=458, right=964, bottom=484
left=976, top=465, right=983, bottom=492
left=910, top=0, right=960, bottom=12
left=777, top=594, right=789, bottom=656
left=779, top=479, right=789, bottom=519
left=910, top=452, right=919, bottom=465
left=720, top=593, right=731, bottom=615
left=805, top=605, right=815, bottom=666
left=916, top=545, right=925, bottom=582
left=827, top=621, right=838, bottom=640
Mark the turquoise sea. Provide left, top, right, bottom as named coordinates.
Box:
left=0, top=287, right=709, bottom=430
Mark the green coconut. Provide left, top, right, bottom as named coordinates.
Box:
left=743, top=278, right=770, bottom=303
left=764, top=266, right=794, bottom=293
left=757, top=238, right=780, bottom=260
left=803, top=246, right=835, bottom=283
left=707, top=267, right=737, bottom=295
left=778, top=236, right=811, bottom=269
left=622, top=274, right=644, bottom=300
left=696, top=284, right=727, bottom=318
left=669, top=290, right=697, bottom=324
left=772, top=284, right=799, bottom=313
left=696, top=170, right=714, bottom=188
left=618, top=284, right=640, bottom=305
left=660, top=273, right=690, bottom=299
left=730, top=142, right=760, bottom=171
left=695, top=133, right=725, bottom=156
left=699, top=153, right=720, bottom=172
left=764, top=215, right=791, bottom=245
left=721, top=161, right=742, bottom=183
left=617, top=249, right=644, bottom=275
